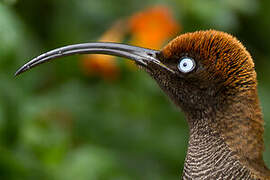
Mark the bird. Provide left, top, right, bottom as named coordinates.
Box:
left=15, top=30, right=270, bottom=179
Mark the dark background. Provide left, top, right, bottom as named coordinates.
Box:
left=0, top=0, right=270, bottom=179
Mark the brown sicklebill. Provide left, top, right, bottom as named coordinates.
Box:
left=15, top=30, right=270, bottom=179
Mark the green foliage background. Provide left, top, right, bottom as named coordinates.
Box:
left=0, top=0, right=270, bottom=179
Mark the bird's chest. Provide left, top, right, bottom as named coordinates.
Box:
left=182, top=129, right=253, bottom=180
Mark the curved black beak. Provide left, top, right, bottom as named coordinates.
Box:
left=15, top=42, right=175, bottom=76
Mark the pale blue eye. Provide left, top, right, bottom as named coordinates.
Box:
left=178, top=57, right=195, bottom=73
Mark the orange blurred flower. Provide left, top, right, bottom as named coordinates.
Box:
left=126, top=5, right=180, bottom=69
left=81, top=20, right=127, bottom=81
left=129, top=6, right=180, bottom=49
left=80, top=5, right=181, bottom=79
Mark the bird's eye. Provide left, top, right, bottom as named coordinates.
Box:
left=177, top=57, right=195, bottom=73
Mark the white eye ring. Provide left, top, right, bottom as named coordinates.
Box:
left=177, top=57, right=195, bottom=73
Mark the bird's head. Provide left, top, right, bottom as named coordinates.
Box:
left=15, top=30, right=257, bottom=119
left=144, top=30, right=257, bottom=117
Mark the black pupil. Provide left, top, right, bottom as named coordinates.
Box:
left=183, top=62, right=187, bottom=67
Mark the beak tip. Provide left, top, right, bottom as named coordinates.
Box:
left=14, top=66, right=27, bottom=77
left=14, top=70, right=21, bottom=77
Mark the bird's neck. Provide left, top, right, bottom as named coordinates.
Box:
left=183, top=89, right=270, bottom=179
